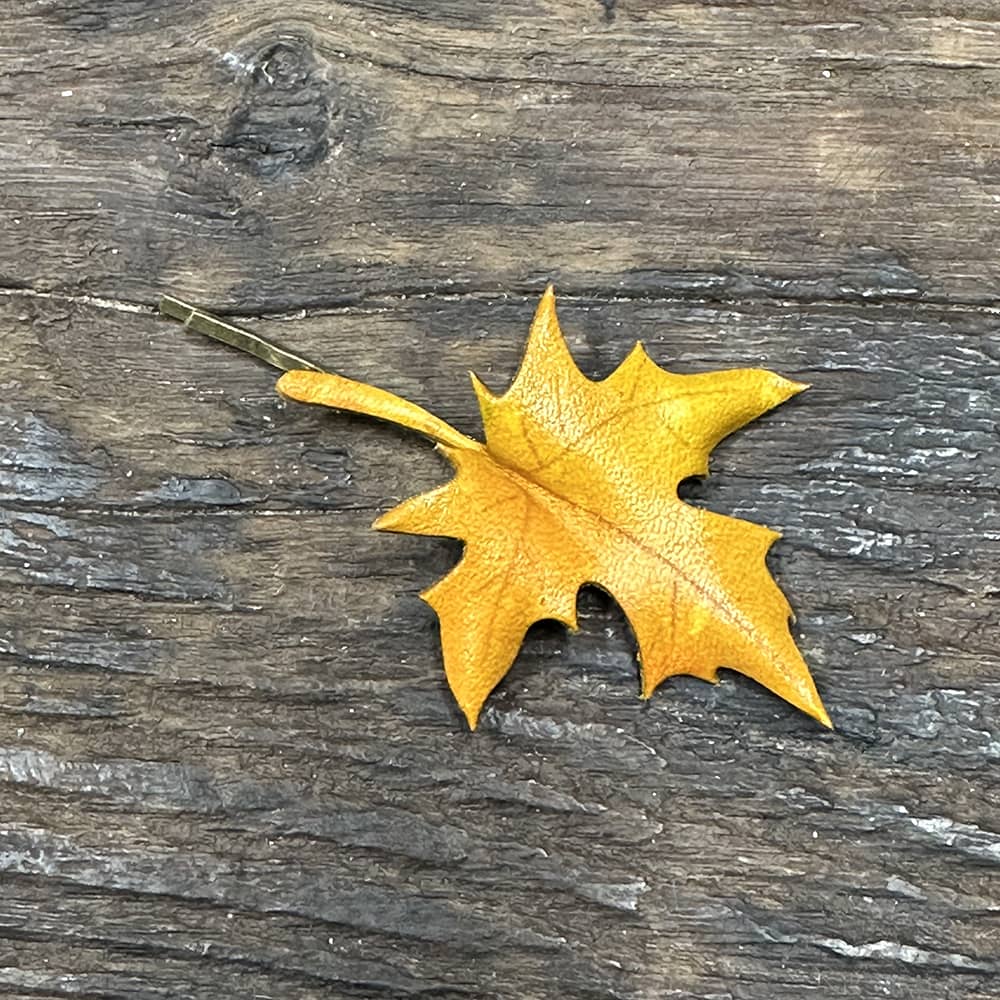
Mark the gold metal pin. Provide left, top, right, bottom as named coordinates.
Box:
left=159, top=295, right=322, bottom=373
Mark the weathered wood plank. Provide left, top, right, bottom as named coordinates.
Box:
left=3, top=288, right=999, bottom=998
left=3, top=1, right=1000, bottom=997
left=4, top=3, right=1000, bottom=307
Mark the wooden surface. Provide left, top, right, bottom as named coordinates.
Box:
left=2, top=3, right=1000, bottom=998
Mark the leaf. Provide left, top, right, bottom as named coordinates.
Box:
left=277, top=287, right=830, bottom=730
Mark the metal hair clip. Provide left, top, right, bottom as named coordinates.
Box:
left=159, top=295, right=322, bottom=373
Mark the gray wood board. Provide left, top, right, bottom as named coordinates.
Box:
left=2, top=2, right=1000, bottom=999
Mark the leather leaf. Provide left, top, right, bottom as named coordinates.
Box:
left=277, top=287, right=829, bottom=730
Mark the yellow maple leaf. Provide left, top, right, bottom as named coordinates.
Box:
left=277, top=287, right=830, bottom=730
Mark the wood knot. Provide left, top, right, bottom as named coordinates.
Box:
left=219, top=39, right=336, bottom=178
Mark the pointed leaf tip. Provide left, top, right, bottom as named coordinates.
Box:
left=758, top=373, right=810, bottom=410
left=788, top=676, right=833, bottom=729
left=470, top=370, right=495, bottom=404
left=813, top=700, right=834, bottom=730
left=536, top=285, right=556, bottom=318
left=778, top=376, right=810, bottom=400
left=533, top=284, right=559, bottom=325
left=371, top=509, right=392, bottom=531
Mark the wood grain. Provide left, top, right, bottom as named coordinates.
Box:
left=2, top=3, right=999, bottom=998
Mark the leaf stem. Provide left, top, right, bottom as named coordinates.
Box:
left=160, top=294, right=475, bottom=451
left=276, top=371, right=478, bottom=451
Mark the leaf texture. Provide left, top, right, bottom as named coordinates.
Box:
left=277, top=288, right=829, bottom=730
